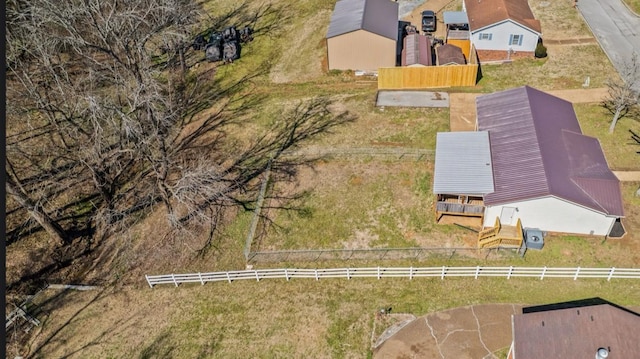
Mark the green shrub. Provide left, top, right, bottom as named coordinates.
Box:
left=535, top=42, right=548, bottom=58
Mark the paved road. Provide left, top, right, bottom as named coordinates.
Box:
left=577, top=0, right=640, bottom=90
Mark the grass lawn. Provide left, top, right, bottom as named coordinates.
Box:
left=622, top=0, right=640, bottom=14
left=8, top=0, right=640, bottom=358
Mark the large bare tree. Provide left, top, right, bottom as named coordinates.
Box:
left=6, top=0, right=354, bottom=251
left=603, top=53, right=640, bottom=133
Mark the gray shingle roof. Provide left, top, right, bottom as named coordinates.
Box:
left=326, top=0, right=399, bottom=40
left=476, top=86, right=624, bottom=216
left=433, top=131, right=495, bottom=195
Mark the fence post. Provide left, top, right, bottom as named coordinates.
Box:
left=199, top=273, right=204, bottom=286
left=347, top=268, right=351, bottom=280
left=409, top=266, right=413, bottom=280
left=146, top=275, right=153, bottom=288
left=475, top=266, right=480, bottom=279
left=226, top=272, right=232, bottom=283
left=315, top=269, right=319, bottom=281
left=377, top=266, right=381, bottom=280
left=608, top=267, right=615, bottom=281
left=255, top=270, right=260, bottom=282
left=285, top=268, right=290, bottom=281
left=441, top=266, right=446, bottom=280
left=574, top=267, right=580, bottom=280
left=540, top=266, right=547, bottom=280
left=507, top=266, right=513, bottom=279
left=172, top=274, right=178, bottom=287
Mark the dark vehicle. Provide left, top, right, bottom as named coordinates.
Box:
left=239, top=26, right=254, bottom=43
left=421, top=10, right=436, bottom=33
left=192, top=34, right=206, bottom=51
left=222, top=26, right=239, bottom=43
left=205, top=32, right=223, bottom=62
left=222, top=41, right=241, bottom=63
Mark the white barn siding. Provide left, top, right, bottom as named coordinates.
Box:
left=472, top=21, right=539, bottom=52
left=484, top=197, right=616, bottom=236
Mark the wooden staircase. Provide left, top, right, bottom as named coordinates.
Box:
left=477, top=217, right=524, bottom=248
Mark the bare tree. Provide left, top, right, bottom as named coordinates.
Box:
left=6, top=0, right=353, bottom=252
left=603, top=52, right=640, bottom=133
left=6, top=166, right=68, bottom=246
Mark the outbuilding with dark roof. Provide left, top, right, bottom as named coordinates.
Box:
left=326, top=0, right=398, bottom=71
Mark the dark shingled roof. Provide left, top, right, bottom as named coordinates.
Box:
left=463, top=0, right=541, bottom=34
left=513, top=300, right=640, bottom=359
left=436, top=44, right=466, bottom=65
left=476, top=86, right=624, bottom=217
left=326, top=0, right=399, bottom=40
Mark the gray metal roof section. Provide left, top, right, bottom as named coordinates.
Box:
left=326, top=0, right=399, bottom=40
left=433, top=131, right=494, bottom=195
left=476, top=86, right=623, bottom=216
left=443, top=11, right=469, bottom=24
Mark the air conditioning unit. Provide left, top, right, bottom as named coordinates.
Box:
left=524, top=228, right=544, bottom=250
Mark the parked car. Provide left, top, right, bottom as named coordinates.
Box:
left=421, top=10, right=436, bottom=33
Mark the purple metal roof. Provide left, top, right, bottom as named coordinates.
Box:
left=477, top=86, right=624, bottom=216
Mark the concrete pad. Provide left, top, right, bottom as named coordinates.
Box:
left=376, top=90, right=449, bottom=108
left=375, top=304, right=522, bottom=359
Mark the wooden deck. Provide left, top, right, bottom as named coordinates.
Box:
left=435, top=195, right=485, bottom=221
left=478, top=217, right=524, bottom=248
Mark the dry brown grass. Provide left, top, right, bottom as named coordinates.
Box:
left=7, top=0, right=640, bottom=358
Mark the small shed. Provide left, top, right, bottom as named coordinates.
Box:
left=401, top=34, right=432, bottom=67
left=436, top=44, right=466, bottom=65
left=443, top=11, right=471, bottom=59
left=326, top=0, right=399, bottom=71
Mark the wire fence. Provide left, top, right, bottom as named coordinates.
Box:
left=145, top=266, right=640, bottom=288
left=291, top=147, right=435, bottom=161
left=246, top=246, right=523, bottom=263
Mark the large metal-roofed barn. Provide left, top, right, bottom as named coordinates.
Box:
left=326, top=0, right=398, bottom=71
left=476, top=86, right=624, bottom=236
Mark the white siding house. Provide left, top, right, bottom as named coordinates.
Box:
left=471, top=21, right=540, bottom=53
left=484, top=197, right=618, bottom=236
left=476, top=87, right=624, bottom=237
left=463, top=0, right=541, bottom=61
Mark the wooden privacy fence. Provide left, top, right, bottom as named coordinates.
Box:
left=378, top=64, right=479, bottom=89
left=145, top=266, right=640, bottom=288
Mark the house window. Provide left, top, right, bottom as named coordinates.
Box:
left=509, top=34, right=523, bottom=46
left=479, top=33, right=492, bottom=40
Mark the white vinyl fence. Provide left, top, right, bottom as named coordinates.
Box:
left=145, top=266, right=640, bottom=288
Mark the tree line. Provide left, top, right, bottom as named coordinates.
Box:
left=6, top=0, right=355, bottom=253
